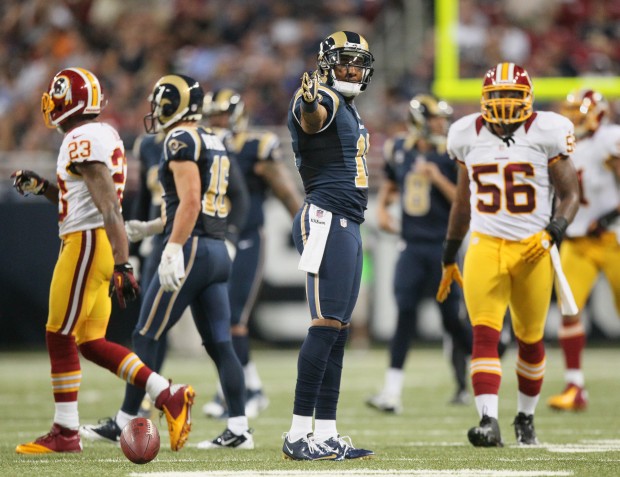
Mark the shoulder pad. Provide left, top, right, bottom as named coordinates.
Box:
left=449, top=113, right=479, bottom=133
left=534, top=111, right=573, bottom=131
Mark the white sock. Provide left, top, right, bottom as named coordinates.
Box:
left=244, top=362, right=263, bottom=391
left=54, top=401, right=79, bottom=430
left=565, top=369, right=585, bottom=387
left=384, top=367, right=404, bottom=398
left=517, top=391, right=539, bottom=416
left=313, top=419, right=338, bottom=442
left=227, top=415, right=249, bottom=435
left=145, top=373, right=169, bottom=402
left=474, top=394, right=499, bottom=419
left=115, top=409, right=136, bottom=430
left=288, top=414, right=313, bottom=442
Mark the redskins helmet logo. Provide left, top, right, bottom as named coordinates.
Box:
left=51, top=76, right=73, bottom=105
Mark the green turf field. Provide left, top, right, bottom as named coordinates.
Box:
left=1, top=345, right=619, bottom=476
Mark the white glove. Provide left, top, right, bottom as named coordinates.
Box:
left=158, top=242, right=185, bottom=292
left=125, top=218, right=164, bottom=242
left=225, top=239, right=236, bottom=261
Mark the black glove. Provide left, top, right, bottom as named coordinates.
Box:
left=109, top=263, right=140, bottom=309
left=587, top=209, right=620, bottom=237
left=10, top=170, right=49, bottom=196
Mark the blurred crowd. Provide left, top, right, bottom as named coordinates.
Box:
left=1, top=0, right=619, bottom=158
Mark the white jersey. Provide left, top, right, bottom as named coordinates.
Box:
left=448, top=111, right=575, bottom=241
left=56, top=122, right=127, bottom=236
left=566, top=123, right=620, bottom=237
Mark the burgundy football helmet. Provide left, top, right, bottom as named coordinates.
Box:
left=481, top=62, right=533, bottom=125
left=41, top=67, right=104, bottom=130
left=561, top=88, right=608, bottom=139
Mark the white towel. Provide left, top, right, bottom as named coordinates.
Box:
left=298, top=204, right=332, bottom=274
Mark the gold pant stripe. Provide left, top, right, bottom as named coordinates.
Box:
left=60, top=230, right=95, bottom=334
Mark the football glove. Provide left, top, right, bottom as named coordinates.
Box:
left=587, top=209, right=620, bottom=237
left=520, top=230, right=552, bottom=263
left=109, top=263, right=140, bottom=309
left=125, top=218, right=164, bottom=242
left=158, top=242, right=185, bottom=292
left=10, top=170, right=49, bottom=196
left=436, top=263, right=463, bottom=303
left=301, top=71, right=319, bottom=108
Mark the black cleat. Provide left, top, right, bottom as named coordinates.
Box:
left=467, top=415, right=503, bottom=447
left=513, top=412, right=539, bottom=445
left=79, top=417, right=121, bottom=444
left=282, top=433, right=338, bottom=461
left=196, top=427, right=254, bottom=449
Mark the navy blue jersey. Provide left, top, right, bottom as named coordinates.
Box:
left=159, top=124, right=230, bottom=240
left=288, top=84, right=369, bottom=224
left=226, top=130, right=280, bottom=231
left=383, top=133, right=457, bottom=242
left=131, top=132, right=165, bottom=222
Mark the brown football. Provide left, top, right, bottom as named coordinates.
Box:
left=120, top=417, right=160, bottom=464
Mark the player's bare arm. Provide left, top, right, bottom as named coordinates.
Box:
left=77, top=161, right=129, bottom=264
left=376, top=178, right=399, bottom=234
left=549, top=156, right=580, bottom=224
left=255, top=160, right=303, bottom=218
left=445, top=165, right=471, bottom=241
left=168, top=160, right=201, bottom=245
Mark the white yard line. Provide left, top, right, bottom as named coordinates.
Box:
left=130, top=470, right=573, bottom=477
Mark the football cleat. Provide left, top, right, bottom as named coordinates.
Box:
left=547, top=384, right=588, bottom=411
left=467, top=415, right=504, bottom=447
left=79, top=417, right=121, bottom=444
left=366, top=393, right=402, bottom=414
left=282, top=432, right=339, bottom=461
left=202, top=392, right=228, bottom=419
left=16, top=423, right=82, bottom=454
left=196, top=428, right=254, bottom=450
left=245, top=389, right=269, bottom=419
left=155, top=383, right=195, bottom=451
left=320, top=435, right=374, bottom=460
left=513, top=412, right=539, bottom=445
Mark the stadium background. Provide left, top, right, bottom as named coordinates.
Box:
left=1, top=0, right=619, bottom=350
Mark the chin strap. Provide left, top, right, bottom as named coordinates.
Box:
left=501, top=135, right=515, bottom=147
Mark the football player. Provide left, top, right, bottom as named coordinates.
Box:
left=547, top=89, right=620, bottom=411
left=201, top=89, right=302, bottom=421
left=436, top=62, right=580, bottom=446
left=80, top=74, right=253, bottom=450
left=11, top=68, right=194, bottom=454
left=367, top=94, right=473, bottom=413
left=282, top=31, right=375, bottom=461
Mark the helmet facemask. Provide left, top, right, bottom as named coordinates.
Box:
left=317, top=32, right=374, bottom=98
left=481, top=86, right=533, bottom=125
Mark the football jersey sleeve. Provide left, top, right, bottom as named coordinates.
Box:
left=163, top=126, right=201, bottom=162
left=291, top=84, right=338, bottom=132
left=256, top=131, right=281, bottom=162
left=536, top=111, right=575, bottom=161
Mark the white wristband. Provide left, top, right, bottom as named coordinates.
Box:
left=145, top=218, right=165, bottom=235
left=163, top=242, right=183, bottom=255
